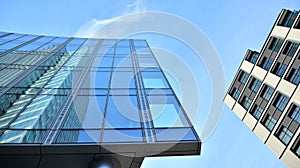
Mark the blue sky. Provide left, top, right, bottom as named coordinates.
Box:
left=1, top=0, right=300, bottom=167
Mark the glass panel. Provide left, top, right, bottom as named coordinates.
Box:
left=105, top=95, right=141, bottom=128
left=94, top=71, right=111, bottom=88
left=56, top=129, right=100, bottom=143
left=110, top=71, right=136, bottom=88
left=0, top=33, right=24, bottom=44
left=141, top=71, right=169, bottom=88
left=134, top=40, right=148, bottom=47
left=0, top=129, right=46, bottom=144
left=97, top=57, right=113, bottom=68
left=155, top=128, right=197, bottom=142
left=115, top=47, right=131, bottom=55
left=135, top=47, right=152, bottom=54
left=148, top=95, right=189, bottom=128
left=110, top=89, right=136, bottom=95
left=16, top=36, right=55, bottom=51
left=63, top=95, right=106, bottom=129
left=102, top=129, right=143, bottom=143
left=117, top=40, right=130, bottom=46
left=138, top=57, right=159, bottom=67
left=113, top=57, right=132, bottom=67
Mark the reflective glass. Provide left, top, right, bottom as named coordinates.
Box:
left=155, top=128, right=197, bottom=142
left=138, top=57, right=159, bottom=67
left=148, top=95, right=189, bottom=128
left=66, top=95, right=106, bottom=129
left=134, top=40, right=148, bottom=47
left=0, top=129, right=46, bottom=143
left=0, top=33, right=24, bottom=45
left=94, top=71, right=111, bottom=88
left=102, top=129, right=143, bottom=143
left=56, top=129, right=100, bottom=143
left=141, top=71, right=170, bottom=88
left=113, top=57, right=132, bottom=67
left=105, top=95, right=141, bottom=128
left=110, top=71, right=136, bottom=88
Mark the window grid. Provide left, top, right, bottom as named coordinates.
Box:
left=231, top=88, right=240, bottom=100
left=260, top=57, right=273, bottom=71
left=278, top=127, right=293, bottom=145
left=287, top=43, right=299, bottom=57
left=241, top=96, right=252, bottom=110
left=251, top=105, right=263, bottom=120
left=261, top=85, right=274, bottom=101
left=290, top=104, right=300, bottom=124
left=250, top=78, right=262, bottom=93
left=287, top=68, right=300, bottom=85
left=249, top=53, right=259, bottom=64
left=238, top=71, right=249, bottom=84
left=264, top=115, right=277, bottom=131
left=274, top=93, right=289, bottom=111
left=274, top=63, right=287, bottom=77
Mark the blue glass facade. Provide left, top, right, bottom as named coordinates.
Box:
left=0, top=32, right=200, bottom=167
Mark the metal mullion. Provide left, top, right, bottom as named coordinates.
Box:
left=131, top=40, right=156, bottom=142
left=100, top=41, right=117, bottom=143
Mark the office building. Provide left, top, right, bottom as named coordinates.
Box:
left=224, top=9, right=300, bottom=167
left=0, top=31, right=201, bottom=167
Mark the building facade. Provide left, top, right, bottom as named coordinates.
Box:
left=0, top=32, right=200, bottom=167
left=224, top=9, right=300, bottom=167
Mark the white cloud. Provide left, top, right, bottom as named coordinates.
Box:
left=74, top=0, right=146, bottom=38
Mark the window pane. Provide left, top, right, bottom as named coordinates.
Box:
left=142, top=71, right=169, bottom=88
left=56, top=129, right=100, bottom=143
left=0, top=129, right=46, bottom=144
left=105, top=96, right=141, bottom=128
left=155, top=128, right=197, bottom=142
left=148, top=95, right=189, bottom=128
left=110, top=71, right=136, bottom=88
left=102, top=129, right=143, bottom=143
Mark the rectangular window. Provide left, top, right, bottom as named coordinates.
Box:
left=274, top=39, right=284, bottom=52
left=287, top=43, right=299, bottom=57
left=238, top=71, right=249, bottom=84
left=273, top=93, right=289, bottom=111
left=249, top=53, right=259, bottom=64
left=268, top=37, right=284, bottom=52
left=263, top=115, right=277, bottom=131
left=241, top=96, right=252, bottom=110
left=260, top=85, right=274, bottom=101
left=289, top=104, right=300, bottom=124
left=272, top=63, right=287, bottom=77
left=231, top=88, right=241, bottom=100
left=141, top=71, right=170, bottom=88
left=249, top=78, right=262, bottom=93
left=104, top=95, right=141, bottom=128
left=279, top=10, right=299, bottom=27
left=268, top=37, right=277, bottom=50
left=148, top=95, right=189, bottom=128
left=260, top=57, right=273, bottom=71
left=278, top=126, right=293, bottom=145
left=250, top=105, right=264, bottom=120
left=282, top=41, right=299, bottom=57
left=295, top=143, right=300, bottom=157
left=287, top=68, right=300, bottom=85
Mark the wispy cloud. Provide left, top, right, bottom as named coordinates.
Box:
left=74, top=0, right=146, bottom=38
